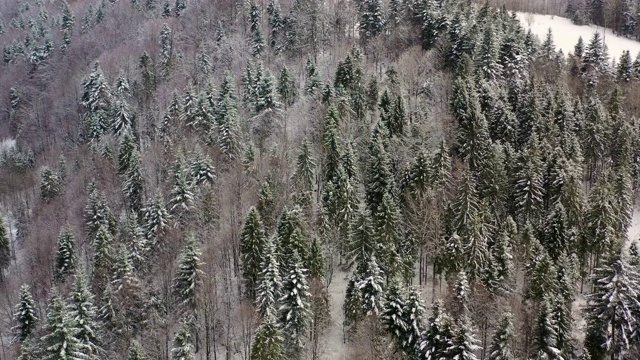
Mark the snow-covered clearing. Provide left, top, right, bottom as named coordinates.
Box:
left=516, top=12, right=640, bottom=60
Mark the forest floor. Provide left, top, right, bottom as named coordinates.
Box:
left=516, top=12, right=640, bottom=60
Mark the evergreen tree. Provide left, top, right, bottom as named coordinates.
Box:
left=13, top=284, right=38, bottom=342
left=357, top=256, right=385, bottom=316
left=41, top=289, right=87, bottom=360
left=174, top=0, right=186, bottom=16
left=174, top=237, right=203, bottom=309
left=54, top=226, right=76, bottom=282
left=251, top=314, right=284, bottom=360
left=256, top=237, right=282, bottom=319
left=584, top=256, right=640, bottom=359
left=279, top=252, right=311, bottom=356
left=128, top=341, right=146, bottom=360
left=293, top=140, right=315, bottom=209
left=617, top=50, right=633, bottom=83
left=277, top=66, right=296, bottom=108
left=61, top=1, right=75, bottom=32
left=118, top=130, right=137, bottom=175
left=68, top=272, right=101, bottom=356
left=402, top=287, right=427, bottom=356
left=372, top=192, right=402, bottom=276
left=216, top=93, right=241, bottom=158
left=159, top=24, right=173, bottom=76
left=92, top=225, right=114, bottom=293
left=445, top=316, right=480, bottom=360
left=359, top=0, right=384, bottom=39
left=420, top=300, right=455, bottom=360
left=241, top=207, right=267, bottom=299
left=169, top=162, right=195, bottom=212
left=141, top=195, right=171, bottom=240
left=0, top=218, right=10, bottom=278
left=348, top=208, right=376, bottom=268
left=487, top=313, right=515, bottom=360
left=171, top=319, right=194, bottom=360
left=533, top=295, right=562, bottom=360
left=365, top=129, right=393, bottom=214
left=123, top=149, right=144, bottom=214
left=40, top=167, right=61, bottom=203
left=382, top=282, right=407, bottom=349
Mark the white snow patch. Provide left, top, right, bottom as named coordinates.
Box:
left=516, top=12, right=640, bottom=60
left=0, top=138, right=16, bottom=154
left=627, top=207, right=640, bottom=244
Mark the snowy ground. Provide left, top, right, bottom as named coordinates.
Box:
left=516, top=12, right=640, bottom=60
left=321, top=271, right=349, bottom=360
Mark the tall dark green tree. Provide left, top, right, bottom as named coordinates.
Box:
left=13, top=284, right=38, bottom=342
left=241, top=207, right=267, bottom=300
left=54, top=227, right=76, bottom=282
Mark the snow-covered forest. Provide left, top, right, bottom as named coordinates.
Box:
left=2, top=0, right=640, bottom=359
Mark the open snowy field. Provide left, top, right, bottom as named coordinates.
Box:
left=516, top=12, right=640, bottom=60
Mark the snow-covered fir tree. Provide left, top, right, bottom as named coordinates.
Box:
left=241, top=207, right=268, bottom=300
left=256, top=237, right=282, bottom=319
left=41, top=288, right=87, bottom=360
left=68, top=272, right=101, bottom=356
left=13, top=284, right=38, bottom=342
left=279, top=251, right=311, bottom=358
left=171, top=318, right=194, bottom=360
left=54, top=226, right=76, bottom=282
left=174, top=237, right=203, bottom=309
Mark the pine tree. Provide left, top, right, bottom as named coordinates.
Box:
left=68, top=272, right=101, bottom=356
left=348, top=208, right=376, bottom=268
left=54, top=226, right=76, bottom=282
left=251, top=314, right=284, bottom=360
left=365, top=130, right=393, bottom=214
left=293, top=140, right=315, bottom=209
left=174, top=237, right=203, bottom=309
left=17, top=336, right=41, bottom=360
left=111, top=99, right=133, bottom=137
left=256, top=237, right=282, bottom=319
left=61, top=0, right=75, bottom=32
left=13, top=284, right=38, bottom=342
left=584, top=256, right=640, bottom=359
left=171, top=319, right=194, bottom=360
left=169, top=162, right=195, bottom=212
left=279, top=252, right=311, bottom=356
left=487, top=313, right=515, bottom=360
left=41, top=289, right=87, bottom=360
left=476, top=24, right=502, bottom=80
left=188, top=147, right=216, bottom=186
left=372, top=192, right=402, bottom=276
left=241, top=207, right=267, bottom=300
left=0, top=217, right=9, bottom=278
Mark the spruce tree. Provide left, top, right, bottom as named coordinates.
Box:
left=533, top=295, right=561, bottom=359
left=256, top=237, right=282, bottom=319
left=171, top=319, right=194, bottom=360
left=241, top=207, right=267, bottom=299
left=141, top=194, right=171, bottom=240
left=584, top=256, right=640, bottom=359
left=40, top=167, right=61, bottom=203
left=216, top=93, right=241, bottom=159
left=382, top=282, right=407, bottom=349
left=128, top=341, right=146, bottom=360
left=359, top=0, right=385, bottom=39
left=277, top=66, right=296, bottom=108
left=402, top=287, right=427, bottom=356
left=251, top=314, right=284, bottom=360
left=487, top=313, right=515, bottom=360
left=174, top=237, right=203, bottom=309
left=123, top=149, right=144, bottom=214
left=159, top=24, right=173, bottom=76
left=174, top=0, right=186, bottom=16
left=445, top=316, right=480, bottom=360
left=13, top=284, right=39, bottom=342
left=68, top=272, right=101, bottom=356
left=357, top=256, right=385, bottom=316
left=0, top=217, right=10, bottom=278
left=420, top=300, right=455, bottom=360
left=617, top=50, right=633, bottom=83
left=279, top=252, right=311, bottom=357
left=54, top=226, right=76, bottom=282
left=41, top=289, right=87, bottom=360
